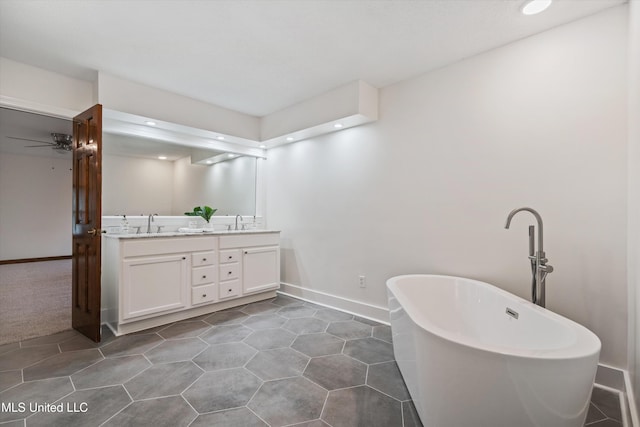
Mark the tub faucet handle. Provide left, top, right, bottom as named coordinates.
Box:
left=539, top=263, right=553, bottom=273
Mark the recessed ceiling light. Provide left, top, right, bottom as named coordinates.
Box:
left=227, top=153, right=235, bottom=158
left=206, top=160, right=213, bottom=164
left=259, top=144, right=267, bottom=149
left=158, top=155, right=167, bottom=160
left=521, top=0, right=552, bottom=15
left=334, top=123, right=344, bottom=129
left=286, top=137, right=294, bottom=142
left=217, top=136, right=225, bottom=140
left=145, top=121, right=156, bottom=126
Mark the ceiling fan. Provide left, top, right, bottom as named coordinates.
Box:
left=8, top=133, right=73, bottom=152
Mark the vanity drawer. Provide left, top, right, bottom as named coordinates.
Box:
left=192, top=284, right=217, bottom=305
left=219, top=263, right=239, bottom=281
left=219, top=280, right=241, bottom=300
left=192, top=265, right=217, bottom=286
left=219, top=249, right=241, bottom=264
left=192, top=251, right=215, bottom=267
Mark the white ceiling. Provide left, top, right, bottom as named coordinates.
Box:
left=0, top=0, right=627, bottom=117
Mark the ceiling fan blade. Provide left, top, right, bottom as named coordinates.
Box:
left=7, top=136, right=54, bottom=145
left=25, top=144, right=55, bottom=148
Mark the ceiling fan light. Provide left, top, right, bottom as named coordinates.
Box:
left=51, top=133, right=73, bottom=144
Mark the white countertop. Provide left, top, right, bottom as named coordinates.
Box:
left=104, top=229, right=280, bottom=239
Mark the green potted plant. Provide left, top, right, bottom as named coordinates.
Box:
left=184, top=206, right=217, bottom=228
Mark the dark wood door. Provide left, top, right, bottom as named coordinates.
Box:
left=72, top=104, right=103, bottom=342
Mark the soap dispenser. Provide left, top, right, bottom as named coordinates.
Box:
left=121, top=215, right=129, bottom=234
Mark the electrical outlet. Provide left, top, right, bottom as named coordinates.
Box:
left=359, top=275, right=366, bottom=288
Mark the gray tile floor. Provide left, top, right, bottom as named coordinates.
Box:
left=0, top=294, right=624, bottom=427
left=585, top=387, right=624, bottom=427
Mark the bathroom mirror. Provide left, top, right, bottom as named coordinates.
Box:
left=101, top=110, right=260, bottom=217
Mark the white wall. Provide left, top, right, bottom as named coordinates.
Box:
left=0, top=57, right=94, bottom=117
left=172, top=156, right=257, bottom=216
left=97, top=73, right=260, bottom=141
left=628, top=0, right=640, bottom=413
left=102, top=154, right=174, bottom=216
left=102, top=154, right=257, bottom=217
left=267, top=7, right=629, bottom=367
left=0, top=152, right=72, bottom=260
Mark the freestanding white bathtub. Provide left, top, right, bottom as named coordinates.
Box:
left=386, top=275, right=601, bottom=427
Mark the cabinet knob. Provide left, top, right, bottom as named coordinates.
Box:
left=228, top=271, right=232, bottom=275
left=182, top=257, right=186, bottom=260
left=228, top=256, right=232, bottom=259
left=203, top=258, right=207, bottom=261
left=244, top=251, right=248, bottom=254
left=228, top=289, right=232, bottom=292
left=202, top=294, right=207, bottom=297
left=202, top=275, right=207, bottom=279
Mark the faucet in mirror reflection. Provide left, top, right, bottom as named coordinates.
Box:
left=147, top=213, right=158, bottom=234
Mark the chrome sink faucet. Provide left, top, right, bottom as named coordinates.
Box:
left=235, top=214, right=243, bottom=230
left=147, top=213, right=158, bottom=234
left=505, top=207, right=554, bottom=307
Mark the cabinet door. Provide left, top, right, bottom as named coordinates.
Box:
left=122, top=254, right=188, bottom=321
left=242, top=246, right=280, bottom=295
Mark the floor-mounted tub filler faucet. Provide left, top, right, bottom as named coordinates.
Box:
left=505, top=207, right=554, bottom=307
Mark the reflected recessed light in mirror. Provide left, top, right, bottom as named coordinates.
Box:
left=158, top=155, right=167, bottom=160
left=259, top=144, right=267, bottom=149
left=227, top=153, right=235, bottom=158
left=286, top=137, right=294, bottom=142
left=145, top=121, right=156, bottom=126
left=334, top=123, right=343, bottom=129
left=217, top=136, right=225, bottom=140
left=206, top=160, right=213, bottom=164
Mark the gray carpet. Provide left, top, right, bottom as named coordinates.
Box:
left=0, top=259, right=72, bottom=345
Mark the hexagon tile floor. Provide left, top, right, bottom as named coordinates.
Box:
left=0, top=294, right=624, bottom=427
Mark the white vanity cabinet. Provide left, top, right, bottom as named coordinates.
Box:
left=219, top=249, right=241, bottom=300
left=102, top=231, right=280, bottom=335
left=122, top=253, right=188, bottom=320
left=243, top=246, right=280, bottom=294
left=191, top=250, right=218, bottom=305
left=104, top=236, right=215, bottom=325
left=219, top=233, right=280, bottom=295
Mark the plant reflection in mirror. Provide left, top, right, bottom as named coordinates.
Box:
left=184, top=206, right=217, bottom=223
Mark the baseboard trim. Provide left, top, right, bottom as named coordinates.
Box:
left=0, top=255, right=72, bottom=265
left=278, top=282, right=389, bottom=325
left=597, top=364, right=627, bottom=391
left=624, top=369, right=639, bottom=427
